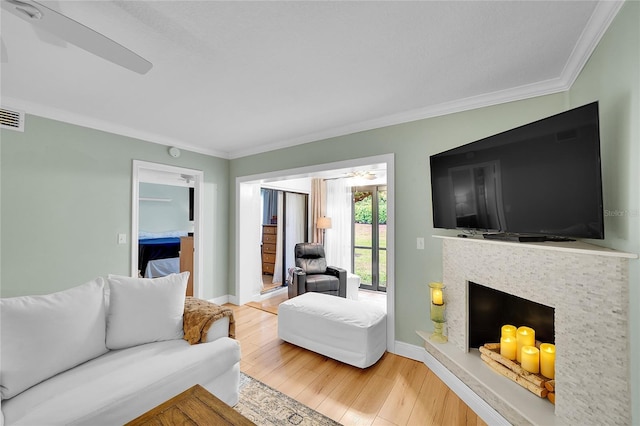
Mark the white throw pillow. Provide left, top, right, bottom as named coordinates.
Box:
left=105, top=273, right=188, bottom=350
left=0, top=278, right=108, bottom=400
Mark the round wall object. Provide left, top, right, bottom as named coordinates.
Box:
left=168, top=147, right=181, bottom=158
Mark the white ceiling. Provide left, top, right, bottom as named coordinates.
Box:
left=1, top=1, right=623, bottom=159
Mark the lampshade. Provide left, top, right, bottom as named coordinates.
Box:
left=317, top=217, right=332, bottom=229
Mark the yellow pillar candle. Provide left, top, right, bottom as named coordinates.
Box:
left=501, top=325, right=517, bottom=339
left=540, top=343, right=556, bottom=379
left=500, top=336, right=517, bottom=360
left=432, top=288, right=443, bottom=305
left=516, top=326, right=535, bottom=363
left=521, top=346, right=540, bottom=373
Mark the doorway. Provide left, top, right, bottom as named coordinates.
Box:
left=235, top=153, right=395, bottom=350
left=131, top=161, right=204, bottom=298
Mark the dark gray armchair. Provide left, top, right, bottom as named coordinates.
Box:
left=289, top=243, right=346, bottom=298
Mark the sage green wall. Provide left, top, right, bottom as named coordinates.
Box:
left=139, top=183, right=191, bottom=233
left=229, top=92, right=568, bottom=342
left=568, top=1, right=639, bottom=420
left=0, top=115, right=229, bottom=300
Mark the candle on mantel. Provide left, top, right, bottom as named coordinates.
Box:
left=500, top=336, right=517, bottom=360
left=516, top=326, right=535, bottom=363
left=501, top=324, right=517, bottom=339
left=432, top=288, right=444, bottom=306
left=521, top=346, right=540, bottom=373
left=540, top=343, right=556, bottom=379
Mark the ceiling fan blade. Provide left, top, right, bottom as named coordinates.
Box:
left=1, top=0, right=152, bottom=74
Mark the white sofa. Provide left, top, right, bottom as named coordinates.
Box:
left=0, top=273, right=241, bottom=426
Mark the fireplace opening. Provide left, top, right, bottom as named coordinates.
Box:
left=468, top=282, right=554, bottom=349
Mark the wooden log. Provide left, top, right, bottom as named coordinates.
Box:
left=479, top=345, right=547, bottom=388
left=547, top=392, right=555, bottom=405
left=481, top=354, right=548, bottom=398
left=545, top=380, right=555, bottom=393
left=484, top=342, right=500, bottom=351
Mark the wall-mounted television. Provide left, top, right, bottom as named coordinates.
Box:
left=430, top=102, right=604, bottom=241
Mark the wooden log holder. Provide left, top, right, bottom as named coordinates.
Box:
left=479, top=343, right=550, bottom=399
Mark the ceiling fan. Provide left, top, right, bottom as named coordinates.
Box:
left=346, top=171, right=377, bottom=180
left=1, top=0, right=152, bottom=74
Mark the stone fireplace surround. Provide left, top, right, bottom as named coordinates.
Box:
left=421, top=236, right=636, bottom=425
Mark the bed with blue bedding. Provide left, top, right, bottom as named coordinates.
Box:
left=138, top=232, right=186, bottom=277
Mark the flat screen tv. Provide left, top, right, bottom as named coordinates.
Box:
left=430, top=102, right=604, bottom=241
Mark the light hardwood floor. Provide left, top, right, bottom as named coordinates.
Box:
left=227, top=301, right=488, bottom=426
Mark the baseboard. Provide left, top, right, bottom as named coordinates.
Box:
left=393, top=340, right=426, bottom=361
left=394, top=341, right=508, bottom=426
left=214, top=289, right=285, bottom=306
left=209, top=295, right=230, bottom=305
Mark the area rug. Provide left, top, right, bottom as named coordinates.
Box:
left=235, top=373, right=341, bottom=425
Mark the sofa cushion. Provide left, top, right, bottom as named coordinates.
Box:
left=1, top=338, right=241, bottom=425
left=0, top=278, right=108, bottom=400
left=106, top=273, right=188, bottom=350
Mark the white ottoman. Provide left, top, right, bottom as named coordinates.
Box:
left=278, top=292, right=387, bottom=368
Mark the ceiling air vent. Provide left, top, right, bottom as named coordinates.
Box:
left=0, top=107, right=25, bottom=132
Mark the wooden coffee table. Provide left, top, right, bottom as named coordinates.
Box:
left=125, top=384, right=255, bottom=425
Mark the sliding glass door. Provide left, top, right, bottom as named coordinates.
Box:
left=353, top=185, right=387, bottom=292
left=261, top=188, right=308, bottom=290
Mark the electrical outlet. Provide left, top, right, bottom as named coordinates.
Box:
left=118, top=233, right=127, bottom=244
left=417, top=237, right=425, bottom=250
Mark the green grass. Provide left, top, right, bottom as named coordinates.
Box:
left=354, top=223, right=387, bottom=287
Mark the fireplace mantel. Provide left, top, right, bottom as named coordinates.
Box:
left=432, top=235, right=637, bottom=259
left=419, top=236, right=636, bottom=425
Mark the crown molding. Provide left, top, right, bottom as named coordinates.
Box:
left=560, top=0, right=625, bottom=89
left=5, top=1, right=623, bottom=161
left=228, top=76, right=568, bottom=159
left=228, top=1, right=624, bottom=159
left=1, top=97, right=230, bottom=159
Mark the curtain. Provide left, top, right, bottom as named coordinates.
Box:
left=311, top=178, right=326, bottom=244
left=272, top=192, right=284, bottom=283
left=285, top=193, right=307, bottom=280
left=261, top=188, right=278, bottom=224
left=325, top=179, right=352, bottom=270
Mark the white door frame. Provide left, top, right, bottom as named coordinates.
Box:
left=235, top=153, right=395, bottom=351
left=131, top=160, right=204, bottom=299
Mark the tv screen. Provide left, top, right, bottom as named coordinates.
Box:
left=430, top=102, right=604, bottom=240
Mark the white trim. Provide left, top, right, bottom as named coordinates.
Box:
left=393, top=340, right=426, bottom=362
left=560, top=0, right=625, bottom=90
left=131, top=160, right=205, bottom=299
left=4, top=1, right=622, bottom=162
left=209, top=295, right=230, bottom=306
left=2, top=97, right=227, bottom=158
left=257, top=286, right=288, bottom=302
left=235, top=154, right=395, bottom=350
left=228, top=0, right=623, bottom=161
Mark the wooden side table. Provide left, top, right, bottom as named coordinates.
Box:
left=125, top=384, right=255, bottom=426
